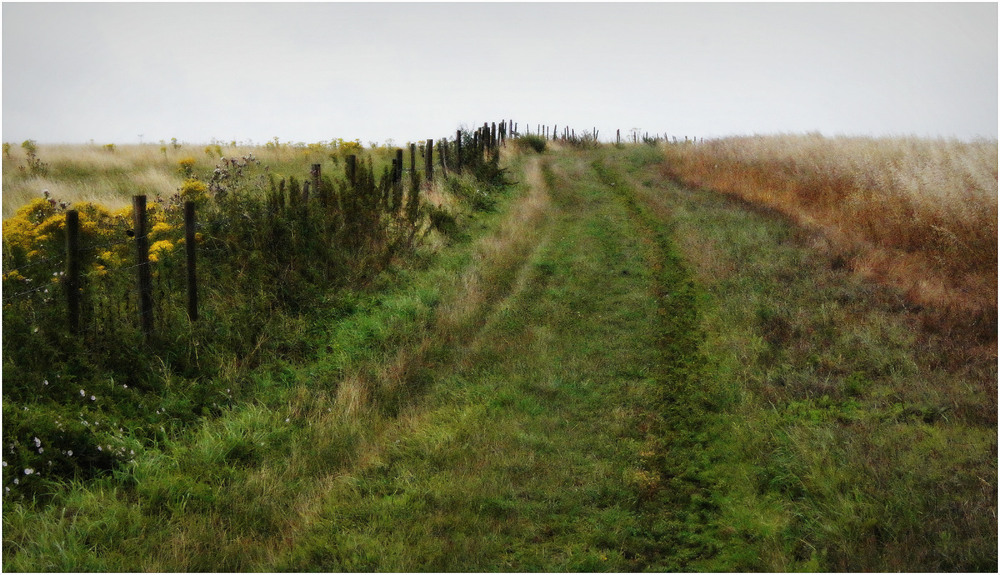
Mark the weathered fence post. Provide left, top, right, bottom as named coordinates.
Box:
left=133, top=195, right=154, bottom=341
left=65, top=210, right=81, bottom=334
left=311, top=163, right=324, bottom=206
left=311, top=163, right=321, bottom=198
left=425, top=138, right=433, bottom=182
left=395, top=148, right=404, bottom=183
left=456, top=130, right=463, bottom=172
left=410, top=143, right=417, bottom=176
left=438, top=139, right=448, bottom=177
left=184, top=201, right=198, bottom=322
left=347, top=154, right=357, bottom=188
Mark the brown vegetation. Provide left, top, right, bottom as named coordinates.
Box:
left=660, top=134, right=998, bottom=350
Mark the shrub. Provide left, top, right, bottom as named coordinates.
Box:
left=179, top=179, right=208, bottom=205
left=1, top=128, right=514, bottom=501
left=515, top=135, right=547, bottom=154
left=177, top=157, right=197, bottom=178
left=18, top=139, right=48, bottom=176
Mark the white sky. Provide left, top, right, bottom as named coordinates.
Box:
left=2, top=2, right=997, bottom=145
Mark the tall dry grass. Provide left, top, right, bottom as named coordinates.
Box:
left=1, top=141, right=372, bottom=219
left=660, top=134, right=998, bottom=346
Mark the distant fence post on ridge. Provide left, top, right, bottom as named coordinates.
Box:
left=425, top=138, right=433, bottom=181
left=347, top=154, right=357, bottom=188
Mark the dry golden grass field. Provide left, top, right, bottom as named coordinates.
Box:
left=660, top=134, right=997, bottom=353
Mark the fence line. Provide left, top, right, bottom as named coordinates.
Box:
left=2, top=120, right=518, bottom=351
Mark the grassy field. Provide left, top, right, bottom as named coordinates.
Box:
left=606, top=143, right=996, bottom=570
left=2, top=138, right=386, bottom=218
left=660, top=134, right=998, bottom=346
left=2, top=137, right=996, bottom=571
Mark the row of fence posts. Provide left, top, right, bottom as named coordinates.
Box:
left=57, top=119, right=517, bottom=343
left=63, top=196, right=198, bottom=342
left=515, top=124, right=696, bottom=145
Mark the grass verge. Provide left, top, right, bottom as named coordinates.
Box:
left=608, top=144, right=997, bottom=571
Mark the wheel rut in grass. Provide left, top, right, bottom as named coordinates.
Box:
left=279, top=151, right=713, bottom=571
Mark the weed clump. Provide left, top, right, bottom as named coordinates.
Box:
left=514, top=135, right=547, bottom=154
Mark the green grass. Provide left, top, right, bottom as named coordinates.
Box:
left=605, top=144, right=997, bottom=571
left=277, top=150, right=703, bottom=571
left=3, top=142, right=994, bottom=571
left=1, top=150, right=526, bottom=570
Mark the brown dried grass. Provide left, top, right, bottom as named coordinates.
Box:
left=661, top=134, right=998, bottom=344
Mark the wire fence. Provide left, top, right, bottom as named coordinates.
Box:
left=3, top=121, right=516, bottom=354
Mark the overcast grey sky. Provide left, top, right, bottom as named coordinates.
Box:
left=3, top=2, right=997, bottom=145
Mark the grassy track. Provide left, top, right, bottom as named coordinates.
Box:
left=275, top=150, right=710, bottom=570
left=4, top=144, right=994, bottom=571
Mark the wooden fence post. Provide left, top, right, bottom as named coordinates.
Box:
left=133, top=195, right=154, bottom=341
left=438, top=139, right=448, bottom=177
left=456, top=130, right=463, bottom=172
left=395, top=148, right=404, bottom=183
left=65, top=210, right=80, bottom=334
left=184, top=201, right=198, bottom=322
left=311, top=163, right=324, bottom=206
left=425, top=138, right=433, bottom=181
left=347, top=154, right=357, bottom=188
left=311, top=163, right=321, bottom=198
left=410, top=143, right=417, bottom=176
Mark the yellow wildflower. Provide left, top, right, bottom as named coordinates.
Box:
left=151, top=222, right=173, bottom=237
left=35, top=213, right=66, bottom=238
left=149, top=240, right=175, bottom=263
left=179, top=179, right=208, bottom=204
